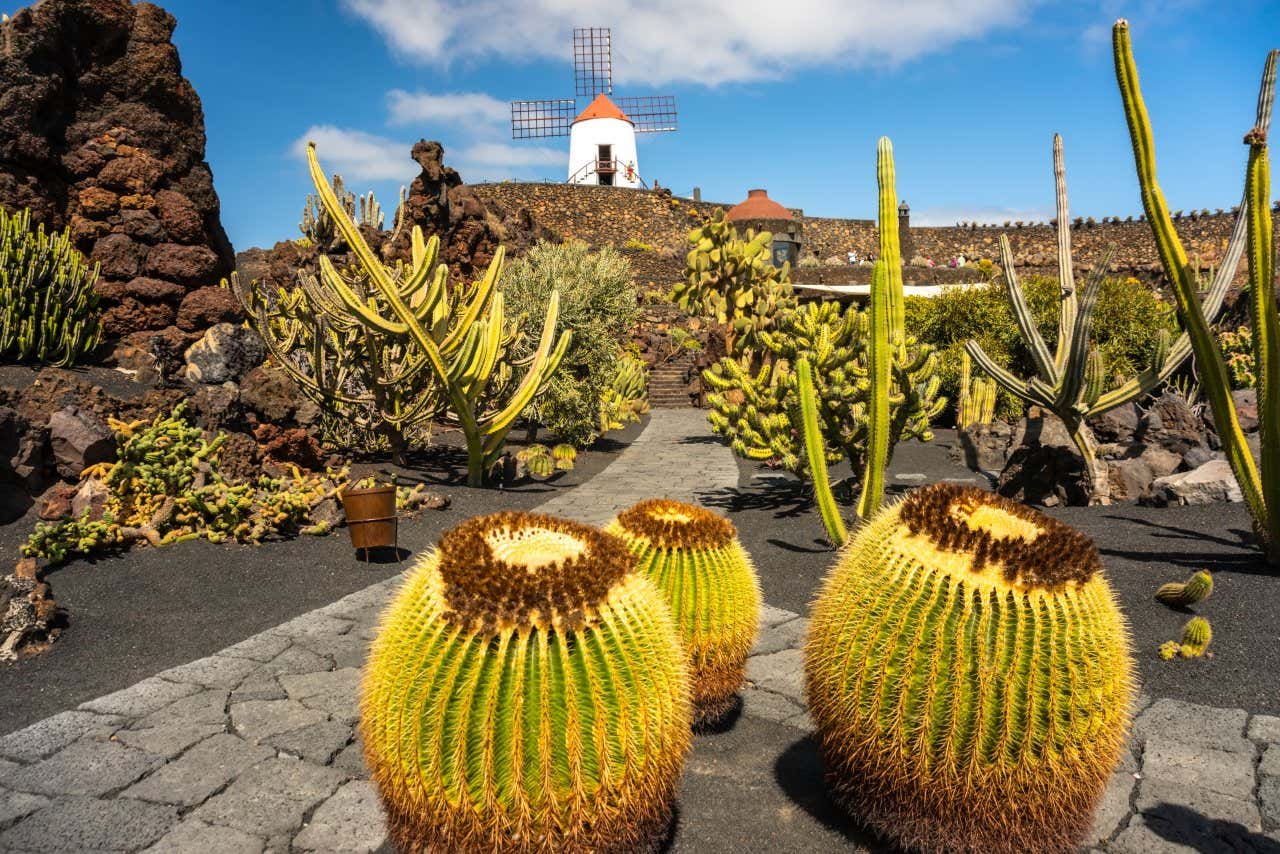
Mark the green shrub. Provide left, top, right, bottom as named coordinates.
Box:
left=904, top=275, right=1176, bottom=421
left=623, top=238, right=653, bottom=252
left=503, top=240, right=639, bottom=447
left=1, top=207, right=102, bottom=366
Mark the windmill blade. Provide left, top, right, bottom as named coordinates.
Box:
left=616, top=95, right=678, bottom=133
left=511, top=99, right=575, bottom=139
left=573, top=27, right=612, bottom=96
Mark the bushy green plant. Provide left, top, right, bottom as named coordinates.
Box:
left=623, top=238, right=653, bottom=252
left=502, top=240, right=639, bottom=448
left=0, top=207, right=102, bottom=367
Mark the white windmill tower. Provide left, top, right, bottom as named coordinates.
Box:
left=511, top=28, right=677, bottom=188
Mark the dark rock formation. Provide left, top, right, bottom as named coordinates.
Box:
left=0, top=0, right=235, bottom=349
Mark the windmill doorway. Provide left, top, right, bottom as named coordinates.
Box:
left=597, top=144, right=614, bottom=185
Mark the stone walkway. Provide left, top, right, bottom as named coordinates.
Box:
left=0, top=410, right=1277, bottom=852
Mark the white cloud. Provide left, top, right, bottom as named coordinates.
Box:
left=455, top=142, right=562, bottom=168
left=910, top=205, right=1054, bottom=227
left=294, top=126, right=562, bottom=184
left=341, top=0, right=1033, bottom=86
left=386, top=89, right=511, bottom=130
left=294, top=126, right=417, bottom=182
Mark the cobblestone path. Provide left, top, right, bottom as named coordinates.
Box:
left=1, top=410, right=1277, bottom=852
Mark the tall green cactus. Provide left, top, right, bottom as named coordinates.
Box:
left=1114, top=20, right=1280, bottom=561
left=239, top=143, right=570, bottom=486
left=957, top=350, right=997, bottom=428
left=0, top=207, right=101, bottom=367
left=795, top=137, right=943, bottom=543
left=965, top=130, right=1239, bottom=504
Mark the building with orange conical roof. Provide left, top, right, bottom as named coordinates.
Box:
left=567, top=93, right=641, bottom=188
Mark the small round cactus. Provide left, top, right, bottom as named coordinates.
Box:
left=1179, top=616, right=1213, bottom=658
left=607, top=499, right=760, bottom=726
left=361, top=511, right=691, bottom=852
left=552, top=443, right=577, bottom=463
left=805, top=484, right=1134, bottom=854
left=1155, top=570, right=1213, bottom=607
left=524, top=452, right=556, bottom=479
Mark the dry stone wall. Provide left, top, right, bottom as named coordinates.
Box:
left=473, top=183, right=1280, bottom=284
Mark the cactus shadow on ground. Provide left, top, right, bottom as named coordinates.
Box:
left=1141, top=803, right=1280, bottom=853
left=772, top=736, right=889, bottom=850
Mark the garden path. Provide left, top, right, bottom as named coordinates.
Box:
left=0, top=410, right=1276, bottom=852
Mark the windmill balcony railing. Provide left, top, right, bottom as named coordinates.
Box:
left=567, top=158, right=647, bottom=188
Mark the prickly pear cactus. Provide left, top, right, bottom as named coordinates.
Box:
left=606, top=499, right=761, bottom=726
left=361, top=512, right=692, bottom=853
left=805, top=483, right=1134, bottom=853
left=670, top=209, right=796, bottom=359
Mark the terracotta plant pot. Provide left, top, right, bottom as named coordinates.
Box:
left=341, top=484, right=398, bottom=554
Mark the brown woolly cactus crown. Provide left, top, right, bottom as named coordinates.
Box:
left=897, top=482, right=1101, bottom=590
left=613, top=498, right=735, bottom=550
left=437, top=511, right=635, bottom=633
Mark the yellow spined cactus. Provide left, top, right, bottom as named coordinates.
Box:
left=1179, top=616, right=1213, bottom=658
left=361, top=511, right=691, bottom=853
left=606, top=499, right=761, bottom=726
left=805, top=483, right=1134, bottom=854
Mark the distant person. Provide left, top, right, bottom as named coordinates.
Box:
left=847, top=250, right=859, bottom=265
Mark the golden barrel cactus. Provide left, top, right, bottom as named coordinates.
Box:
left=606, top=499, right=761, bottom=726
left=804, top=483, right=1134, bottom=854
left=361, top=511, right=692, bottom=853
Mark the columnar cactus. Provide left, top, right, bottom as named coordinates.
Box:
left=361, top=511, right=691, bottom=853
left=966, top=130, right=1239, bottom=505
left=606, top=499, right=761, bottom=726
left=0, top=206, right=101, bottom=366
left=805, top=483, right=1134, bottom=853
left=957, top=350, right=997, bottom=428
left=1115, top=20, right=1280, bottom=562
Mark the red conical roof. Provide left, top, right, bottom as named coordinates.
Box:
left=726, top=189, right=792, bottom=221
left=574, top=93, right=633, bottom=125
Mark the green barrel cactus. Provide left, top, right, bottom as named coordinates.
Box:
left=1179, top=617, right=1213, bottom=658
left=606, top=499, right=761, bottom=726
left=361, top=511, right=692, bottom=852
left=805, top=483, right=1134, bottom=853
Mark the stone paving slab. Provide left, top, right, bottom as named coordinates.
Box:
left=1, top=411, right=1278, bottom=852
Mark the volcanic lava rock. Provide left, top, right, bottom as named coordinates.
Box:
left=0, top=0, right=235, bottom=349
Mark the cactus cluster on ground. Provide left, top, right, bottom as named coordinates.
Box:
left=606, top=499, right=760, bottom=727
left=21, top=403, right=352, bottom=566
left=360, top=511, right=691, bottom=852
left=0, top=206, right=102, bottom=367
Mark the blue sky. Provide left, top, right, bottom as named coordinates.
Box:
left=5, top=0, right=1275, bottom=252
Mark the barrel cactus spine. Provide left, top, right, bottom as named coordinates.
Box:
left=805, top=483, right=1134, bottom=854
left=361, top=511, right=691, bottom=853
left=606, top=499, right=761, bottom=727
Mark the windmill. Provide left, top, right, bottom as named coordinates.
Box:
left=511, top=28, right=677, bottom=188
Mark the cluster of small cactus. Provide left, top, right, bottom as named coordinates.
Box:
left=299, top=172, right=405, bottom=251
left=1154, top=570, right=1216, bottom=659
left=360, top=511, right=691, bottom=852
left=606, top=499, right=760, bottom=726
left=22, top=404, right=350, bottom=566
left=1115, top=22, right=1280, bottom=559
left=1218, top=325, right=1256, bottom=388
left=599, top=351, right=650, bottom=432
left=706, top=298, right=941, bottom=480
left=957, top=350, right=997, bottom=427
left=670, top=209, right=796, bottom=361
left=0, top=206, right=102, bottom=367
left=515, top=442, right=575, bottom=479
left=235, top=143, right=571, bottom=485
left=805, top=483, right=1134, bottom=852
